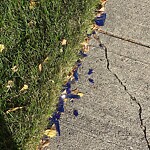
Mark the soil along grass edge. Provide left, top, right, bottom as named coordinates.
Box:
left=0, top=0, right=99, bottom=149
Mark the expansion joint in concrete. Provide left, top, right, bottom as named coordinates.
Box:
left=102, top=45, right=150, bottom=150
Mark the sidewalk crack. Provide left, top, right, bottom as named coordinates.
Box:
left=102, top=45, right=150, bottom=149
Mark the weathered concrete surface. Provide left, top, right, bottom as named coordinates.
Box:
left=48, top=0, right=150, bottom=149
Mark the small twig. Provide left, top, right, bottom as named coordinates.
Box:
left=6, top=107, right=23, bottom=114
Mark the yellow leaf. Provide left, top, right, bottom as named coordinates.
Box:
left=44, top=126, right=56, bottom=138
left=99, top=7, right=105, bottom=12
left=37, top=139, right=50, bottom=150
left=28, top=20, right=36, bottom=27
left=43, top=57, right=49, bottom=63
left=60, top=48, right=63, bottom=53
left=20, top=84, right=28, bottom=92
left=77, top=92, right=84, bottom=97
left=72, top=88, right=79, bottom=94
left=29, top=1, right=37, bottom=10
left=6, top=107, right=23, bottom=114
left=39, top=64, right=42, bottom=72
left=61, top=39, right=67, bottom=45
left=64, top=98, right=68, bottom=103
left=0, top=44, right=5, bottom=52
left=80, top=41, right=87, bottom=46
left=6, top=80, right=14, bottom=89
left=11, top=65, right=18, bottom=72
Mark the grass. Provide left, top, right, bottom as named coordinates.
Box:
left=0, top=0, right=100, bottom=149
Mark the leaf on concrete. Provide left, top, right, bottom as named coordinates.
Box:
left=44, top=125, right=57, bottom=138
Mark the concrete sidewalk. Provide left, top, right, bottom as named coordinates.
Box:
left=48, top=0, right=150, bottom=149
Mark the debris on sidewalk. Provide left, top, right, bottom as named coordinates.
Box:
left=37, top=0, right=107, bottom=149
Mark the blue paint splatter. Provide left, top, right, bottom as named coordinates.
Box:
left=73, top=110, right=79, bottom=117
left=88, top=69, right=94, bottom=75
left=88, top=78, right=94, bottom=83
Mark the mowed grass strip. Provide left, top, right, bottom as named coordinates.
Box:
left=0, top=0, right=99, bottom=149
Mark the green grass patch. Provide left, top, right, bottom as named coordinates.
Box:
left=0, top=0, right=99, bottom=149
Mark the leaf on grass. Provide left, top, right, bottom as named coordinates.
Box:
left=28, top=20, right=36, bottom=27
left=6, top=107, right=23, bottom=114
left=66, top=71, right=73, bottom=80
left=73, top=109, right=78, bottom=117
left=61, top=39, right=67, bottom=45
left=60, top=48, right=63, bottom=53
left=39, top=64, right=42, bottom=72
left=88, top=69, right=94, bottom=75
left=11, top=65, right=18, bottom=72
left=0, top=44, right=5, bottom=52
left=6, top=80, right=14, bottom=89
left=20, top=84, right=28, bottom=92
left=43, top=57, right=49, bottom=63
left=44, top=125, right=57, bottom=138
left=79, top=50, right=87, bottom=57
left=88, top=78, right=94, bottom=84
left=29, top=1, right=38, bottom=10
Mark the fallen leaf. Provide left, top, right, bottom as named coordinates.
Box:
left=0, top=44, right=5, bottom=52
left=6, top=80, right=14, bottom=89
left=37, top=136, right=50, bottom=150
left=60, top=48, right=63, bottom=53
left=20, top=84, right=28, bottom=92
left=29, top=1, right=37, bottom=10
left=44, top=125, right=56, bottom=138
left=43, top=57, right=49, bottom=63
left=64, top=98, right=68, bottom=103
left=71, top=88, right=79, bottom=94
left=28, top=20, right=36, bottom=26
left=99, top=7, right=105, bottom=12
left=39, top=64, right=42, bottom=72
left=11, top=65, right=18, bottom=72
left=77, top=92, right=84, bottom=97
left=61, top=39, right=67, bottom=45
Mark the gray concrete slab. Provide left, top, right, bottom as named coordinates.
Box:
left=47, top=0, right=150, bottom=149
